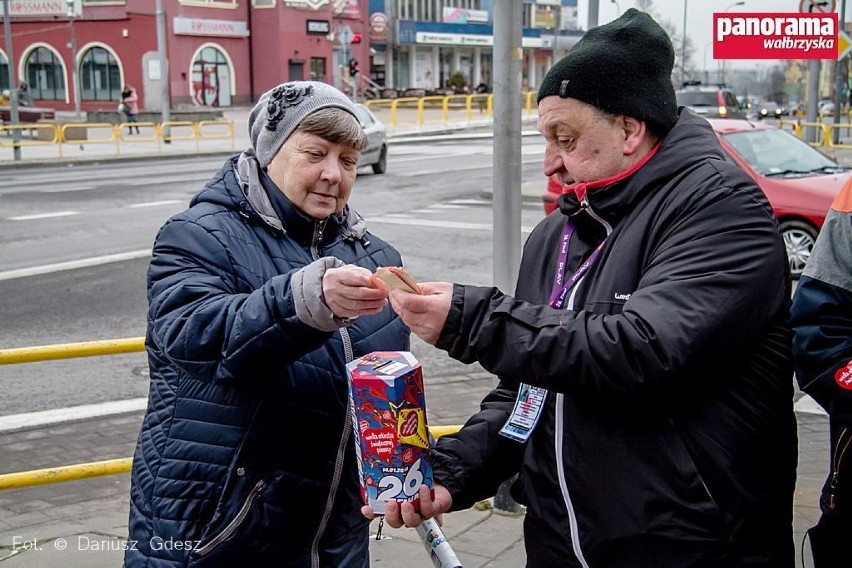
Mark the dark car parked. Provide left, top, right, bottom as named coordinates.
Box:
left=676, top=85, right=746, bottom=119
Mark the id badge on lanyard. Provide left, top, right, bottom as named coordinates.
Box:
left=499, top=219, right=604, bottom=442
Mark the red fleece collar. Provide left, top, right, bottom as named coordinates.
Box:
left=561, top=142, right=662, bottom=202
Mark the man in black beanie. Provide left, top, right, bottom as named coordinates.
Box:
left=369, top=8, right=797, bottom=567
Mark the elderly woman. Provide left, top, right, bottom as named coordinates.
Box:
left=125, top=82, right=408, bottom=567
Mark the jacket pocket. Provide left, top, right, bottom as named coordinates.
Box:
left=193, top=478, right=266, bottom=558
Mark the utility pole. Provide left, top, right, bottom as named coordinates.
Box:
left=2, top=0, right=21, bottom=160
left=681, top=0, right=688, bottom=85
left=65, top=0, right=81, bottom=120
left=492, top=0, right=523, bottom=515
left=807, top=60, right=820, bottom=143
left=587, top=0, right=599, bottom=28
left=834, top=0, right=847, bottom=143
left=156, top=0, right=170, bottom=142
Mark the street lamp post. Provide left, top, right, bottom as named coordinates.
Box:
left=681, top=0, right=687, bottom=86
left=65, top=0, right=81, bottom=120
left=703, top=41, right=712, bottom=84
left=611, top=0, right=620, bottom=16
left=2, top=0, right=21, bottom=160
left=720, top=1, right=745, bottom=86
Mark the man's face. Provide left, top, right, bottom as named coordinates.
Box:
left=266, top=131, right=360, bottom=219
left=538, top=96, right=629, bottom=188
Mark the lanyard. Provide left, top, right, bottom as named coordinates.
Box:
left=499, top=219, right=605, bottom=443
left=548, top=219, right=604, bottom=310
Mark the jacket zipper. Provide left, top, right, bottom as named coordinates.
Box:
left=829, top=427, right=852, bottom=509
left=195, top=479, right=266, bottom=557
left=310, top=219, right=326, bottom=261
left=553, top=198, right=611, bottom=567
left=554, top=394, right=591, bottom=568
left=580, top=196, right=613, bottom=234
left=308, top=220, right=356, bottom=568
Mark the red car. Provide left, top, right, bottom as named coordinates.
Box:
left=542, top=119, right=851, bottom=277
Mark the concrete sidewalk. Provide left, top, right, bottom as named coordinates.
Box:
left=0, top=368, right=830, bottom=567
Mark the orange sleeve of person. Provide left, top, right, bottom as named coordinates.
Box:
left=833, top=177, right=852, bottom=213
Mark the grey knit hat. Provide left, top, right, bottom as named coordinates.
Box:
left=248, top=81, right=358, bottom=168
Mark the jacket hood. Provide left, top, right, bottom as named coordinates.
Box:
left=558, top=109, right=726, bottom=230
left=191, top=152, right=368, bottom=243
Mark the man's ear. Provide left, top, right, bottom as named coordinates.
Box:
left=621, top=116, right=648, bottom=156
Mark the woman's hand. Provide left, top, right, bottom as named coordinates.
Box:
left=322, top=265, right=389, bottom=319
left=361, top=484, right=453, bottom=528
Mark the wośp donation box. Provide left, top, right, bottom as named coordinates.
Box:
left=346, top=351, right=434, bottom=514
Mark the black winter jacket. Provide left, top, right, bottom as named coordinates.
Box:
left=793, top=181, right=852, bottom=521
left=125, top=155, right=408, bottom=567
left=432, top=111, right=797, bottom=567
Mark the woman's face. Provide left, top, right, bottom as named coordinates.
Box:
left=266, top=131, right=361, bottom=219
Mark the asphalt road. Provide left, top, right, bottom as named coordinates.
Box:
left=0, top=137, right=550, bottom=416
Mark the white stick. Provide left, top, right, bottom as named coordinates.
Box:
left=415, top=517, right=463, bottom=568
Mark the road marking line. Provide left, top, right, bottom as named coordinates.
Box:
left=127, top=200, right=183, bottom=208
left=41, top=185, right=97, bottom=193
left=369, top=216, right=535, bottom=233
left=0, top=249, right=152, bottom=281
left=0, top=398, right=148, bottom=433
left=8, top=211, right=80, bottom=221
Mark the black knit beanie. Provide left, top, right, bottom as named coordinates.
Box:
left=537, top=8, right=678, bottom=137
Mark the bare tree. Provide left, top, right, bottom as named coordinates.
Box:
left=635, top=0, right=696, bottom=85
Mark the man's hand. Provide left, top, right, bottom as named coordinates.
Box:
left=388, top=282, right=453, bottom=345
left=361, top=484, right=453, bottom=528
left=322, top=265, right=388, bottom=319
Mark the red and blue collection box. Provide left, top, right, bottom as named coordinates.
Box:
left=346, top=351, right=434, bottom=514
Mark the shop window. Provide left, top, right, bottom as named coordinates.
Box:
left=81, top=47, right=121, bottom=101
left=179, top=0, right=237, bottom=6
left=25, top=47, right=66, bottom=101
left=0, top=52, right=9, bottom=93
left=310, top=57, right=326, bottom=82
left=191, top=46, right=232, bottom=107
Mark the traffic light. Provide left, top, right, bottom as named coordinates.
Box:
left=348, top=58, right=359, bottom=77
left=351, top=33, right=362, bottom=44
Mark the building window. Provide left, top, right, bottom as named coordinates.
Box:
left=191, top=46, right=232, bottom=107
left=0, top=52, right=9, bottom=93
left=80, top=47, right=121, bottom=101
left=310, top=57, right=326, bottom=82
left=25, top=47, right=66, bottom=101
left=253, top=0, right=274, bottom=5
left=179, top=0, right=238, bottom=7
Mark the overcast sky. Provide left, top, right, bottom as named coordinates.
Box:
left=576, top=0, right=842, bottom=69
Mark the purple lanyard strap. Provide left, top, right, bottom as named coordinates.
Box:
left=548, top=219, right=604, bottom=310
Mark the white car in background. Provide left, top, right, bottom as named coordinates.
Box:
left=353, top=104, right=387, bottom=174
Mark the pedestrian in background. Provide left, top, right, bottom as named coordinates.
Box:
left=125, top=81, right=408, bottom=567
left=792, top=178, right=852, bottom=568
left=368, top=9, right=797, bottom=567
left=475, top=80, right=489, bottom=113
left=120, top=84, right=139, bottom=134
left=16, top=82, right=31, bottom=107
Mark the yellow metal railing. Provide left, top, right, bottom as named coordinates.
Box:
left=0, top=338, right=461, bottom=490
left=1, top=119, right=235, bottom=158
left=365, top=93, right=534, bottom=128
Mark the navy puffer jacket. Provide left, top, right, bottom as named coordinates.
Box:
left=125, top=154, right=408, bottom=567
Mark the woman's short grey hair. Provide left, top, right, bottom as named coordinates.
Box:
left=295, top=107, right=368, bottom=152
